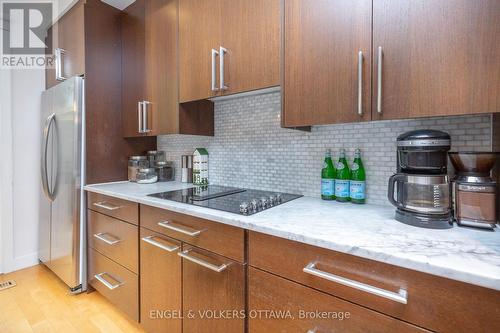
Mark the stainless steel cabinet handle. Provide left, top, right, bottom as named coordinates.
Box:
left=93, top=201, right=121, bottom=211
left=358, top=51, right=363, bottom=116
left=303, top=262, right=408, bottom=304
left=93, top=233, right=121, bottom=245
left=143, top=101, right=151, bottom=133
left=178, top=249, right=228, bottom=273
left=211, top=48, right=219, bottom=92
left=377, top=46, right=383, bottom=114
left=219, top=46, right=228, bottom=90
left=138, top=101, right=143, bottom=133
left=55, top=48, right=67, bottom=81
left=157, top=221, right=203, bottom=237
left=94, top=272, right=124, bottom=290
left=141, top=236, right=179, bottom=252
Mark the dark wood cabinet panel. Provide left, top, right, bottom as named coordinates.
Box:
left=45, top=2, right=85, bottom=90
left=179, top=0, right=222, bottom=102
left=249, top=231, right=500, bottom=333
left=140, top=205, right=245, bottom=262
left=220, top=0, right=280, bottom=96
left=372, top=0, right=500, bottom=120
left=123, top=0, right=214, bottom=137
left=121, top=0, right=146, bottom=138
left=140, top=228, right=182, bottom=333
left=249, top=267, right=429, bottom=333
left=182, top=246, right=245, bottom=333
left=283, top=0, right=372, bottom=127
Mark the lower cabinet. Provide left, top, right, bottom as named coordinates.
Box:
left=88, top=248, right=139, bottom=321
left=181, top=245, right=245, bottom=333
left=140, top=228, right=182, bottom=333
left=248, top=267, right=428, bottom=333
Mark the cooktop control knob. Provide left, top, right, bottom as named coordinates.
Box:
left=260, top=197, right=269, bottom=209
left=269, top=195, right=276, bottom=206
left=239, top=202, right=249, bottom=215
left=250, top=199, right=259, bottom=213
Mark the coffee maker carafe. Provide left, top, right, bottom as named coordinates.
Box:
left=388, top=130, right=452, bottom=229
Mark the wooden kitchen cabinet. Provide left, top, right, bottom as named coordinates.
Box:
left=249, top=267, right=428, bottom=333
left=45, top=1, right=85, bottom=89
left=140, top=228, right=182, bottom=333
left=122, top=0, right=214, bottom=137
left=282, top=0, right=372, bottom=127
left=373, top=0, right=500, bottom=120
left=181, top=245, right=245, bottom=333
left=179, top=0, right=280, bottom=103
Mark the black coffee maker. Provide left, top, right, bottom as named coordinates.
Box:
left=388, top=130, right=452, bottom=229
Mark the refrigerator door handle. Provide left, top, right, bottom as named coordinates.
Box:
left=42, top=113, right=56, bottom=202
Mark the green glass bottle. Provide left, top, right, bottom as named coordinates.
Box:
left=335, top=149, right=351, bottom=202
left=321, top=149, right=336, bottom=200
left=350, top=149, right=366, bottom=204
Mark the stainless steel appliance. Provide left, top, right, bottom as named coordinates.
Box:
left=149, top=185, right=302, bottom=216
left=449, top=152, right=499, bottom=229
left=388, top=130, right=452, bottom=229
left=39, top=76, right=86, bottom=293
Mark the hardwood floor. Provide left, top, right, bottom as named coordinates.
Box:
left=0, top=265, right=145, bottom=333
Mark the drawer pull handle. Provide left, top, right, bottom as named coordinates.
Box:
left=93, top=233, right=121, bottom=245
left=94, top=272, right=124, bottom=290
left=303, top=262, right=408, bottom=304
left=178, top=249, right=229, bottom=273
left=141, top=236, right=180, bottom=252
left=93, top=201, right=121, bottom=211
left=157, top=221, right=203, bottom=237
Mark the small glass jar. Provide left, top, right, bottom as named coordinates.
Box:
left=136, top=168, right=158, bottom=184
left=147, top=150, right=166, bottom=167
left=155, top=161, right=174, bottom=182
left=128, top=156, right=149, bottom=182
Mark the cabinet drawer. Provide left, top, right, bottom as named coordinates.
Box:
left=88, top=210, right=138, bottom=273
left=88, top=192, right=138, bottom=225
left=249, top=267, right=427, bottom=333
left=249, top=232, right=500, bottom=333
left=140, top=205, right=244, bottom=262
left=88, top=248, right=139, bottom=321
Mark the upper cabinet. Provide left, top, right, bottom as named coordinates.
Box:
left=283, top=0, right=500, bottom=127
left=282, top=0, right=372, bottom=127
left=179, top=0, right=281, bottom=103
left=45, top=2, right=85, bottom=89
left=122, top=0, right=214, bottom=138
left=372, top=0, right=500, bottom=120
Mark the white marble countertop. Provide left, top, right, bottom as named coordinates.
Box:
left=84, top=181, right=500, bottom=291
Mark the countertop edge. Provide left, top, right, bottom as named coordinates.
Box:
left=84, top=184, right=500, bottom=292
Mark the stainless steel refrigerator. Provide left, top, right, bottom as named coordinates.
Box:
left=39, top=76, right=86, bottom=293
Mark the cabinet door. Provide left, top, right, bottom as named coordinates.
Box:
left=179, top=0, right=222, bottom=102
left=45, top=24, right=58, bottom=89
left=182, top=246, right=245, bottom=333
left=122, top=0, right=146, bottom=137
left=220, top=0, right=280, bottom=96
left=373, top=0, right=500, bottom=120
left=57, top=1, right=85, bottom=80
left=144, top=0, right=179, bottom=135
left=283, top=0, right=372, bottom=127
left=140, top=228, right=182, bottom=333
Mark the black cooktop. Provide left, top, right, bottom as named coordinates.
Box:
left=148, top=185, right=302, bottom=216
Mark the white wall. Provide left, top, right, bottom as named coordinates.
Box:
left=0, top=68, right=13, bottom=274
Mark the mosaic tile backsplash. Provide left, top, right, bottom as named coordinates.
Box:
left=158, top=91, right=493, bottom=206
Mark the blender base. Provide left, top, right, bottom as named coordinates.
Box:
left=395, top=209, right=453, bottom=229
